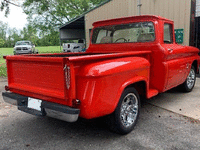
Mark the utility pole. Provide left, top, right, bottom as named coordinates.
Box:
left=137, top=0, right=142, bottom=15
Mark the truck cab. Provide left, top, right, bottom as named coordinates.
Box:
left=87, top=15, right=199, bottom=92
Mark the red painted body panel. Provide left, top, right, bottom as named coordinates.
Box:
left=76, top=57, right=150, bottom=119
left=4, top=15, right=200, bottom=119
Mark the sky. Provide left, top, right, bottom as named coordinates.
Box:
left=0, top=1, right=27, bottom=30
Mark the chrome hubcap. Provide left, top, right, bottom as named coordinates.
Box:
left=120, top=93, right=138, bottom=127
left=187, top=68, right=195, bottom=89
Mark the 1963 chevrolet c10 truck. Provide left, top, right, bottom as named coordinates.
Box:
left=2, top=15, right=200, bottom=134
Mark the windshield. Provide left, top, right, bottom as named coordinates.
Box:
left=15, top=41, right=31, bottom=46
left=92, top=22, right=155, bottom=44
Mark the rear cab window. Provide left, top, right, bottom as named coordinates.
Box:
left=92, top=22, right=155, bottom=44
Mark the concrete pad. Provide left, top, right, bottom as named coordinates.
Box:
left=0, top=77, right=7, bottom=82
left=148, top=77, right=200, bottom=121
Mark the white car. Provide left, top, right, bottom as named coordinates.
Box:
left=14, top=41, right=38, bottom=55
left=62, top=40, right=85, bottom=53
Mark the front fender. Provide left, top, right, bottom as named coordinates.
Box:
left=77, top=57, right=150, bottom=119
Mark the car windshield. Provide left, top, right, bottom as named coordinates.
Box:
left=15, top=41, right=31, bottom=46
left=92, top=22, right=155, bottom=44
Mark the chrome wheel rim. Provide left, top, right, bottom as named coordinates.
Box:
left=120, top=93, right=138, bottom=127
left=187, top=68, right=195, bottom=89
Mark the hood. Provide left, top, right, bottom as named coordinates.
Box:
left=15, top=45, right=32, bottom=48
left=185, top=45, right=200, bottom=53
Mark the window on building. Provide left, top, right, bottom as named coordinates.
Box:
left=89, top=29, right=92, bottom=38
left=164, top=24, right=173, bottom=44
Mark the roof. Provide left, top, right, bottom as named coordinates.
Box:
left=60, top=0, right=112, bottom=30
left=60, top=16, right=85, bottom=29
left=92, top=15, right=174, bottom=27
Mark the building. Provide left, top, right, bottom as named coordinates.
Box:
left=60, top=0, right=198, bottom=48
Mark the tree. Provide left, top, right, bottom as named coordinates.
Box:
left=22, top=0, right=105, bottom=31
left=0, top=0, right=106, bottom=47
left=0, top=21, right=9, bottom=47
left=0, top=38, right=5, bottom=47
left=1, top=0, right=105, bottom=31
left=6, top=28, right=21, bottom=47
left=0, top=0, right=21, bottom=17
left=0, top=21, right=8, bottom=42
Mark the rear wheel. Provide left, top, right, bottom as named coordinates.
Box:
left=108, top=87, right=140, bottom=135
left=180, top=66, right=196, bottom=92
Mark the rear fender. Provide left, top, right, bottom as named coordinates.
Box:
left=114, top=77, right=148, bottom=110
left=77, top=57, right=150, bottom=119
left=79, top=57, right=150, bottom=77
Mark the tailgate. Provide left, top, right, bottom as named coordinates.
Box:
left=6, top=56, right=75, bottom=106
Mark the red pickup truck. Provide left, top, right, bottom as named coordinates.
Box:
left=2, top=15, right=199, bottom=134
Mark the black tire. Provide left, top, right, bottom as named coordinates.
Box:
left=180, top=66, right=196, bottom=92
left=107, top=87, right=140, bottom=135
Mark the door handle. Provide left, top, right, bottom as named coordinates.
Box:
left=168, top=49, right=173, bottom=52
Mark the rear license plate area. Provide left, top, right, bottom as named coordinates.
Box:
left=27, top=97, right=42, bottom=111
left=17, top=97, right=44, bottom=116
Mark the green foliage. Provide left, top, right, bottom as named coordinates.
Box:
left=0, top=0, right=106, bottom=47
left=0, top=38, right=5, bottom=47
left=0, top=47, right=14, bottom=77
left=38, top=31, right=60, bottom=46
left=0, top=21, right=7, bottom=43
left=0, top=22, right=60, bottom=47
left=0, top=64, right=7, bottom=77
left=23, top=0, right=105, bottom=31
left=0, top=0, right=10, bottom=17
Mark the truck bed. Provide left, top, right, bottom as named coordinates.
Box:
left=5, top=51, right=151, bottom=107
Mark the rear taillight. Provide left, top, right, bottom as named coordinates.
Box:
left=64, top=64, right=70, bottom=89
left=72, top=99, right=81, bottom=107
left=5, top=86, right=9, bottom=91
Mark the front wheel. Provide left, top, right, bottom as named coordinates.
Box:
left=108, top=87, right=140, bottom=135
left=180, top=66, right=196, bottom=92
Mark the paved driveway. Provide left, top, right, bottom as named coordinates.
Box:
left=148, top=77, right=200, bottom=121
left=0, top=78, right=200, bottom=150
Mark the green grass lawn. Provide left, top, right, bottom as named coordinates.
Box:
left=0, top=46, right=62, bottom=77
left=36, top=46, right=61, bottom=54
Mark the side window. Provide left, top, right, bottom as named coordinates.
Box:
left=164, top=24, right=173, bottom=44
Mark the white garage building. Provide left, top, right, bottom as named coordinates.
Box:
left=60, top=0, right=198, bottom=48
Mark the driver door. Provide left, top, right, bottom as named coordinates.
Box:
left=164, top=23, right=188, bottom=89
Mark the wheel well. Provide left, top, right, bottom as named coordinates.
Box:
left=126, top=81, right=147, bottom=100
left=192, top=60, right=198, bottom=73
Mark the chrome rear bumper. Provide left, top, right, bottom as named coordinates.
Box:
left=2, top=92, right=80, bottom=122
